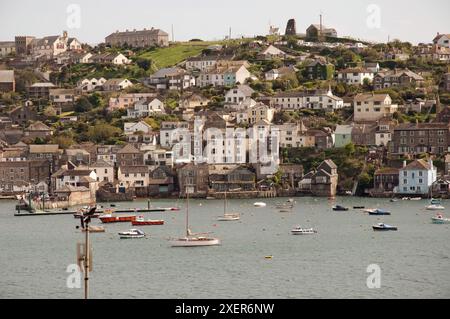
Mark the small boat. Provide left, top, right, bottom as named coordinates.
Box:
left=276, top=203, right=294, bottom=209
left=291, top=226, right=317, bottom=235
left=372, top=223, right=398, bottom=231
left=217, top=191, right=240, bottom=221
left=254, top=202, right=267, bottom=207
left=365, top=208, right=391, bottom=216
left=353, top=206, right=365, bottom=209
left=410, top=197, right=422, bottom=201
left=431, top=198, right=441, bottom=205
left=390, top=198, right=398, bottom=202
left=431, top=214, right=450, bottom=224
left=402, top=197, right=410, bottom=201
left=168, top=207, right=180, bottom=211
left=332, top=205, right=349, bottom=211
left=82, top=225, right=105, bottom=233
left=426, top=204, right=445, bottom=211
left=131, top=216, right=164, bottom=226
left=100, top=214, right=136, bottom=223
left=118, top=229, right=145, bottom=239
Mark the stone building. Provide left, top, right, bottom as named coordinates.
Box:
left=105, top=28, right=169, bottom=48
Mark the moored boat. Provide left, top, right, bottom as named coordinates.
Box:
left=332, top=205, right=349, bottom=211
left=372, top=223, right=398, bottom=231
left=291, top=226, right=317, bottom=235
left=118, top=229, right=145, bottom=239
left=82, top=225, right=105, bottom=233
left=131, top=216, right=164, bottom=226
left=431, top=214, right=450, bottom=224
left=100, top=214, right=136, bottom=223
left=254, top=202, right=267, bottom=207
left=426, top=204, right=445, bottom=211
left=365, top=208, right=391, bottom=215
left=217, top=213, right=240, bottom=221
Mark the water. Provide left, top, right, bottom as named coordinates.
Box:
left=0, top=197, right=449, bottom=299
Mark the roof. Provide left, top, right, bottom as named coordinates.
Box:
left=335, top=125, right=353, bottom=135
left=26, top=121, right=51, bottom=131
left=395, top=122, right=450, bottom=130
left=375, top=69, right=424, bottom=81
left=117, top=144, right=141, bottom=154
left=103, top=78, right=129, bottom=86
left=151, top=67, right=185, bottom=78
left=90, top=159, right=113, bottom=168
left=433, top=33, right=450, bottom=42
left=375, top=167, right=399, bottom=175
left=401, top=159, right=434, bottom=171
left=0, top=70, right=14, bottom=83
left=261, top=45, right=285, bottom=56
left=30, top=82, right=56, bottom=88
left=354, top=93, right=390, bottom=102
left=29, top=144, right=59, bottom=153
left=338, top=67, right=372, bottom=74
left=106, top=28, right=168, bottom=38
left=119, top=166, right=149, bottom=174
left=228, top=84, right=254, bottom=97
left=61, top=169, right=94, bottom=177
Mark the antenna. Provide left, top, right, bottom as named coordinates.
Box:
left=171, top=24, right=174, bottom=42
left=229, top=27, right=232, bottom=41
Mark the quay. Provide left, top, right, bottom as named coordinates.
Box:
left=14, top=207, right=169, bottom=217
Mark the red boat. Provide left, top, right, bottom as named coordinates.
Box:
left=99, top=214, right=136, bottom=224
left=131, top=216, right=164, bottom=226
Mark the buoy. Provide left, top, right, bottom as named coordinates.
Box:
left=265, top=256, right=273, bottom=259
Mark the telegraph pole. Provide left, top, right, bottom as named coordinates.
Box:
left=84, top=223, right=89, bottom=299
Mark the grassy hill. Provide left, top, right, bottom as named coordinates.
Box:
left=137, top=41, right=222, bottom=70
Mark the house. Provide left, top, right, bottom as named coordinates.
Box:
left=185, top=55, right=222, bottom=71
left=303, top=60, right=334, bottom=80
left=308, top=129, right=334, bottom=150
left=265, top=66, right=298, bottom=81
left=301, top=160, right=338, bottom=197
left=108, top=93, right=157, bottom=110
left=433, top=33, right=450, bottom=48
left=126, top=97, right=165, bottom=118
left=395, top=159, right=437, bottom=195
left=197, top=64, right=251, bottom=87
left=236, top=103, right=275, bottom=124
left=30, top=31, right=70, bottom=58
left=375, top=119, right=395, bottom=147
left=392, top=122, right=450, bottom=155
left=276, top=122, right=312, bottom=148
left=306, top=24, right=337, bottom=40
left=364, top=62, right=380, bottom=73
left=160, top=121, right=190, bottom=149
left=373, top=69, right=424, bottom=90
left=334, top=125, right=353, bottom=148
left=124, top=121, right=153, bottom=136
left=27, top=82, right=56, bottom=99
left=224, top=85, right=255, bottom=104
left=144, top=67, right=195, bottom=91
left=177, top=163, right=209, bottom=197
left=102, top=78, right=133, bottom=91
left=77, top=78, right=106, bottom=93
left=208, top=165, right=256, bottom=192
left=353, top=93, right=397, bottom=122
left=351, top=123, right=377, bottom=146
left=445, top=154, right=450, bottom=176
left=117, top=166, right=149, bottom=190
left=278, top=164, right=304, bottom=190
left=272, top=88, right=343, bottom=111
left=180, top=93, right=210, bottom=110
left=371, top=168, right=399, bottom=195
left=0, top=41, right=15, bottom=57
left=148, top=166, right=175, bottom=196
left=0, top=159, right=50, bottom=193
left=73, top=52, right=93, bottom=64
left=91, top=52, right=131, bottom=65
left=0, top=70, right=15, bottom=93
left=337, top=68, right=374, bottom=85
left=49, top=88, right=77, bottom=105
left=257, top=45, right=287, bottom=60
left=116, top=144, right=144, bottom=166
left=440, top=73, right=450, bottom=92
left=23, top=121, right=53, bottom=141
left=105, top=28, right=169, bottom=48
left=51, top=166, right=98, bottom=199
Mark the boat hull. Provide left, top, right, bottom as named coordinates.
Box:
left=100, top=216, right=136, bottom=223
left=426, top=205, right=445, bottom=211
left=119, top=234, right=145, bottom=239
left=131, top=220, right=164, bottom=226
left=372, top=226, right=397, bottom=231
left=170, top=238, right=220, bottom=247
left=431, top=217, right=450, bottom=224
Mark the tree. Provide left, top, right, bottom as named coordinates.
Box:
left=136, top=58, right=151, bottom=71
left=86, top=123, right=122, bottom=143
left=344, top=142, right=356, bottom=156
left=74, top=97, right=94, bottom=113
left=52, top=135, right=74, bottom=149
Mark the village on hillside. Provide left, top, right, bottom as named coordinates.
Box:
left=0, top=19, right=450, bottom=208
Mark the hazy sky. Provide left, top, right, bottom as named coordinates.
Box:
left=1, top=0, right=449, bottom=45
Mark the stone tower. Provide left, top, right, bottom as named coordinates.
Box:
left=285, top=19, right=297, bottom=36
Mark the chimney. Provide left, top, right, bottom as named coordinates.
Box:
left=403, top=160, right=407, bottom=168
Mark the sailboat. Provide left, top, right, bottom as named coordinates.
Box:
left=217, top=190, right=240, bottom=221
left=170, top=186, right=220, bottom=247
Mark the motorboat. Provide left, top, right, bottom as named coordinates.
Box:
left=291, top=226, right=317, bottom=235
left=431, top=214, right=450, bottom=224
left=118, top=229, right=145, bottom=239
left=365, top=208, right=391, bottom=216
left=332, top=205, right=349, bottom=211
left=430, top=198, right=441, bottom=205
left=131, top=216, right=164, bottom=226
left=426, top=204, right=445, bottom=211
left=372, top=223, right=398, bottom=231
left=82, top=225, right=105, bottom=233
left=100, top=214, right=136, bottom=223
left=254, top=202, right=267, bottom=207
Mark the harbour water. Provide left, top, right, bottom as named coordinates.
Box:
left=1, top=197, right=449, bottom=299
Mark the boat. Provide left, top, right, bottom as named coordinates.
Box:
left=291, top=226, right=317, bottom=235
left=82, top=225, right=105, bottom=233
left=390, top=198, right=398, bottom=202
left=353, top=206, right=365, bottom=209
left=372, top=223, right=398, bottom=231
left=99, top=214, right=136, bottom=223
left=275, top=203, right=293, bottom=209
left=254, top=202, right=267, bottom=207
left=431, top=214, right=450, bottom=224
left=170, top=186, right=220, bottom=247
left=118, top=229, right=145, bottom=239
left=410, top=197, right=422, bottom=201
left=426, top=204, right=445, bottom=211
left=431, top=198, right=441, bottom=205
left=365, top=208, right=391, bottom=215
left=332, top=205, right=349, bottom=211
left=217, top=190, right=240, bottom=221
left=131, top=216, right=164, bottom=226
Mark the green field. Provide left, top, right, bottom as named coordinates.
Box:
left=137, top=41, right=221, bottom=70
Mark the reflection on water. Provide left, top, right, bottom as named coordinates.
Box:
left=0, top=197, right=449, bottom=299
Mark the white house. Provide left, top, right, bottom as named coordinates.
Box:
left=197, top=64, right=251, bottom=87
left=124, top=121, right=153, bottom=135
left=433, top=33, right=450, bottom=48
left=89, top=160, right=114, bottom=183
left=395, top=159, right=437, bottom=195
left=236, top=103, right=275, bottom=124
left=224, top=85, right=255, bottom=104
left=258, top=45, right=287, bottom=60
left=337, top=68, right=374, bottom=85
left=272, top=88, right=343, bottom=111
left=103, top=78, right=133, bottom=91
left=354, top=93, right=398, bottom=122
left=77, top=78, right=106, bottom=92
left=159, top=121, right=190, bottom=149
left=126, top=98, right=165, bottom=118
left=118, top=166, right=149, bottom=189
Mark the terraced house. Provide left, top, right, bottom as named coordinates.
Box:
left=392, top=123, right=450, bottom=155
left=373, top=69, right=424, bottom=90
left=105, top=28, right=169, bottom=47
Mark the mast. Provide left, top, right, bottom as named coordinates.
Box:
left=224, top=189, right=227, bottom=216
left=186, top=186, right=189, bottom=237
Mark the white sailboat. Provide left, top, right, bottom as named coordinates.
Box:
left=170, top=186, right=220, bottom=247
left=217, top=190, right=240, bottom=221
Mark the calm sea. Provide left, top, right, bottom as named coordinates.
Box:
left=0, top=197, right=449, bottom=299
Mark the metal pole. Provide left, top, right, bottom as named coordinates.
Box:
left=84, top=221, right=89, bottom=299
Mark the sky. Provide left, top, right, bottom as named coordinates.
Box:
left=0, top=0, right=449, bottom=45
